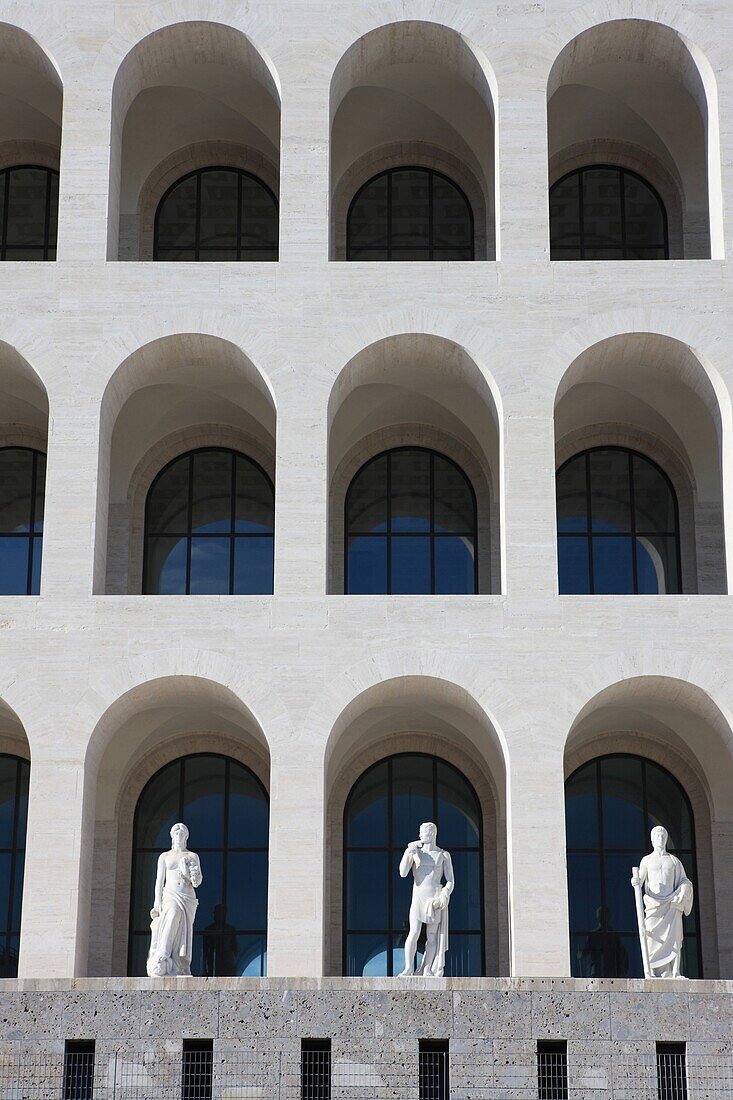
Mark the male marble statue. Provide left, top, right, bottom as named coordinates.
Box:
left=631, top=825, right=694, bottom=979
left=146, top=822, right=203, bottom=977
left=398, top=821, right=454, bottom=977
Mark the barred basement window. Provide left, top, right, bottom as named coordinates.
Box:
left=63, top=1040, right=95, bottom=1100
left=419, top=1040, right=449, bottom=1100
left=301, top=1039, right=331, bottom=1100
left=182, top=1040, right=213, bottom=1100
left=537, top=1041, right=568, bottom=1100
left=657, top=1043, right=688, bottom=1100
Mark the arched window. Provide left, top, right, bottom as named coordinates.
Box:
left=345, top=447, right=477, bottom=594
left=0, top=447, right=45, bottom=595
left=0, top=166, right=58, bottom=260
left=143, top=448, right=274, bottom=595
left=566, top=754, right=701, bottom=978
left=550, top=166, right=668, bottom=260
left=556, top=447, right=681, bottom=594
left=154, top=167, right=278, bottom=261
left=343, top=752, right=484, bottom=976
left=129, top=753, right=269, bottom=976
left=347, top=168, right=474, bottom=260
left=0, top=754, right=29, bottom=977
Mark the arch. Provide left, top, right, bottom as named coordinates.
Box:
left=84, top=673, right=272, bottom=976
left=96, top=333, right=276, bottom=594
left=329, top=21, right=497, bottom=259
left=0, top=697, right=31, bottom=979
left=0, top=24, right=62, bottom=186
left=109, top=21, right=281, bottom=260
left=328, top=334, right=502, bottom=594
left=324, top=674, right=508, bottom=977
left=554, top=332, right=727, bottom=593
left=547, top=17, right=723, bottom=258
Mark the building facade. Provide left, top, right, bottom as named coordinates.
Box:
left=0, top=0, right=731, bottom=1094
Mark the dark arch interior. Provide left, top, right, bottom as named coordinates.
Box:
left=343, top=751, right=484, bottom=976
left=565, top=752, right=701, bottom=978
left=128, top=752, right=269, bottom=976
left=0, top=753, right=29, bottom=977
left=0, top=166, right=58, bottom=261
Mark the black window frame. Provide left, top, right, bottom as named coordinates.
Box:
left=556, top=445, right=682, bottom=595
left=127, top=752, right=270, bottom=977
left=0, top=164, right=58, bottom=261
left=537, top=1041, right=568, bottom=1100
left=565, top=753, right=702, bottom=979
left=63, top=1040, right=95, bottom=1100
left=344, top=446, right=479, bottom=595
left=0, top=753, right=29, bottom=978
left=346, top=166, right=475, bottom=261
left=657, top=1042, right=688, bottom=1100
left=142, top=446, right=275, bottom=596
left=153, top=165, right=279, bottom=261
left=342, top=751, right=485, bottom=977
left=419, top=1040, right=450, bottom=1100
left=182, top=1039, right=214, bottom=1100
left=550, top=164, right=669, bottom=261
left=301, top=1039, right=331, bottom=1100
left=0, top=446, right=45, bottom=596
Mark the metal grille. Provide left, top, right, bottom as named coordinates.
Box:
left=182, top=1042, right=213, bottom=1100
left=63, top=1042, right=95, bottom=1100
left=419, top=1041, right=449, bottom=1100
left=658, top=1045, right=688, bottom=1100
left=537, top=1042, right=568, bottom=1100
left=301, top=1040, right=331, bottom=1100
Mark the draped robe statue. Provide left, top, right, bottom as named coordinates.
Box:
left=398, top=821, right=454, bottom=977
left=146, top=822, right=203, bottom=977
left=631, top=826, right=693, bottom=979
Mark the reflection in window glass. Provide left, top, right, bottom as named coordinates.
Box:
left=556, top=448, right=680, bottom=594
left=0, top=166, right=58, bottom=260
left=344, top=753, right=484, bottom=976
left=0, top=755, right=29, bottom=977
left=347, top=168, right=473, bottom=261
left=143, top=448, right=274, bottom=595
left=550, top=166, right=668, bottom=260
left=565, top=754, right=701, bottom=978
left=154, top=167, right=278, bottom=261
left=345, top=448, right=477, bottom=594
left=0, top=448, right=45, bottom=595
left=129, top=754, right=269, bottom=976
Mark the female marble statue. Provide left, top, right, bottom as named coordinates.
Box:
left=631, top=825, right=693, bottom=978
left=146, top=822, right=203, bottom=977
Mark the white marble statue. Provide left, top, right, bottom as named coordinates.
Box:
left=631, top=825, right=694, bottom=979
left=146, top=822, right=203, bottom=977
left=398, top=821, right=454, bottom=977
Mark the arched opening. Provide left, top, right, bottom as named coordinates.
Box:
left=566, top=753, right=700, bottom=977
left=96, top=334, right=276, bottom=594
left=86, top=675, right=270, bottom=976
left=330, top=21, right=496, bottom=260
left=143, top=447, right=274, bottom=595
left=564, top=676, right=733, bottom=978
left=129, top=752, right=268, bottom=977
left=324, top=676, right=507, bottom=976
left=554, top=333, right=727, bottom=593
left=0, top=25, right=62, bottom=261
left=328, top=335, right=501, bottom=594
left=0, top=698, right=31, bottom=979
left=547, top=19, right=722, bottom=258
left=109, top=21, right=280, bottom=260
left=344, top=752, right=483, bottom=976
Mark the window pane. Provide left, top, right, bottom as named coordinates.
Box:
left=391, top=450, right=430, bottom=532
left=33, top=454, right=45, bottom=531
left=446, top=934, right=482, bottom=978
left=433, top=456, right=473, bottom=533
left=392, top=536, right=430, bottom=593
left=191, top=451, right=232, bottom=534
left=30, top=537, right=42, bottom=595
left=392, top=755, right=433, bottom=844
left=556, top=455, right=588, bottom=533
left=228, top=765, right=268, bottom=849
left=10, top=851, right=23, bottom=930
left=347, top=762, right=388, bottom=848
left=194, top=851, right=223, bottom=930
left=0, top=757, right=19, bottom=848
left=434, top=536, right=474, bottom=594
left=235, top=933, right=267, bottom=977
left=235, top=457, right=273, bottom=533
left=550, top=173, right=581, bottom=251
left=600, top=756, right=645, bottom=849
left=391, top=170, right=430, bottom=248
left=347, top=248, right=388, bottom=261
left=347, top=455, right=388, bottom=533
left=0, top=537, right=30, bottom=594
left=558, top=536, right=589, bottom=594
left=624, top=174, right=666, bottom=252
left=447, top=850, right=481, bottom=929
left=6, top=168, right=49, bottom=247
left=436, top=761, right=480, bottom=847
left=0, top=851, right=10, bottom=930
left=636, top=535, right=678, bottom=594
left=589, top=450, right=631, bottom=533
left=391, top=860, right=413, bottom=930
left=347, top=851, right=388, bottom=929
left=592, top=536, right=634, bottom=594
left=0, top=449, right=33, bottom=532
left=14, top=763, right=28, bottom=850
left=200, top=918, right=240, bottom=977
left=227, top=851, right=268, bottom=929
left=603, top=852, right=640, bottom=933
left=432, top=177, right=472, bottom=249
left=156, top=175, right=198, bottom=250
left=241, top=179, right=278, bottom=249
left=347, top=536, right=387, bottom=594
left=47, top=172, right=58, bottom=247
left=582, top=168, right=623, bottom=255
left=645, top=763, right=692, bottom=850
left=183, top=755, right=226, bottom=849
left=233, top=536, right=273, bottom=594
left=144, top=536, right=187, bottom=594
left=147, top=457, right=190, bottom=534
left=567, top=851, right=602, bottom=931
left=189, top=537, right=230, bottom=594
left=346, top=933, right=389, bottom=977
left=198, top=170, right=238, bottom=248
left=632, top=455, right=676, bottom=532
left=349, top=178, right=389, bottom=249
left=565, top=763, right=599, bottom=849
left=136, top=763, right=180, bottom=849
left=131, top=851, right=161, bottom=931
